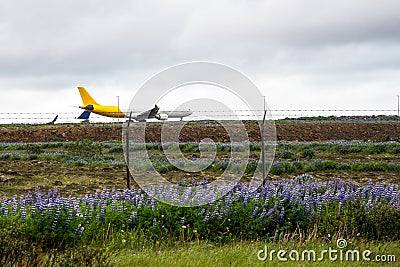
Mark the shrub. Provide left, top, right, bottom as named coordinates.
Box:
left=300, top=148, right=315, bottom=159
left=25, top=144, right=43, bottom=155
left=65, top=139, right=103, bottom=159
left=0, top=178, right=399, bottom=256
left=0, top=219, right=113, bottom=267
left=109, top=145, right=123, bottom=153
left=345, top=200, right=400, bottom=240
left=0, top=220, right=43, bottom=266
left=279, top=150, right=297, bottom=159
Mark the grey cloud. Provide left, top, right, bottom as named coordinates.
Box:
left=174, top=0, right=400, bottom=75
left=177, top=0, right=400, bottom=47
left=0, top=0, right=399, bottom=96
left=0, top=1, right=190, bottom=77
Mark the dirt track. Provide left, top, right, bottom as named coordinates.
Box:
left=1, top=122, right=399, bottom=143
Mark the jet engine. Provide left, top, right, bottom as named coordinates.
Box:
left=155, top=114, right=168, bottom=120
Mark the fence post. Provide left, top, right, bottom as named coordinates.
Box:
left=125, top=112, right=132, bottom=189
left=261, top=98, right=267, bottom=187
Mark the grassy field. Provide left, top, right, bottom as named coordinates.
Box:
left=0, top=138, right=399, bottom=266
left=113, top=240, right=400, bottom=267
left=1, top=139, right=400, bottom=196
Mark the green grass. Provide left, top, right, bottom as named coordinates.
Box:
left=0, top=138, right=399, bottom=266
left=112, top=240, right=399, bottom=267
left=2, top=219, right=398, bottom=267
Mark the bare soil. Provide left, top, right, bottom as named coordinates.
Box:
left=1, top=122, right=400, bottom=143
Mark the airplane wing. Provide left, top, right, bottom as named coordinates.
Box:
left=46, top=115, right=58, bottom=125
left=148, top=105, right=159, bottom=118
left=136, top=105, right=159, bottom=121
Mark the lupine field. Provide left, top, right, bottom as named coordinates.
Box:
left=1, top=136, right=400, bottom=266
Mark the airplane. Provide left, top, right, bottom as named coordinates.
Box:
left=77, top=87, right=193, bottom=121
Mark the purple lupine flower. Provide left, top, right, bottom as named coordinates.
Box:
left=265, top=202, right=277, bottom=219
left=50, top=206, right=61, bottom=232
left=131, top=211, right=138, bottom=225
left=76, top=225, right=85, bottom=239
left=20, top=206, right=26, bottom=221
left=11, top=195, right=18, bottom=216
left=197, top=208, right=206, bottom=217
left=64, top=211, right=73, bottom=231
left=258, top=207, right=267, bottom=221
left=278, top=207, right=285, bottom=224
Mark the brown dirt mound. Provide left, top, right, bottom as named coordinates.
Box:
left=0, top=122, right=399, bottom=143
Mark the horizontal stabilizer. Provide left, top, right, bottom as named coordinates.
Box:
left=77, top=110, right=91, bottom=120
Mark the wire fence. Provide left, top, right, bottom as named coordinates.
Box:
left=0, top=109, right=399, bottom=124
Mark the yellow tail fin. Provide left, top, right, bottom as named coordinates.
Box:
left=78, top=87, right=100, bottom=106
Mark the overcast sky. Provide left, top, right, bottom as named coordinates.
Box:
left=1, top=0, right=400, bottom=122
